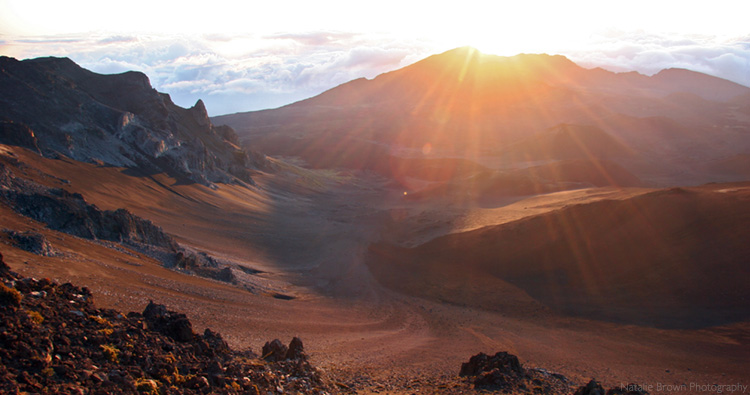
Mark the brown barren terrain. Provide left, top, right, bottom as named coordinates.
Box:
left=2, top=144, right=748, bottom=394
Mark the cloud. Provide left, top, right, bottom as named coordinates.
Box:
left=565, top=32, right=750, bottom=87
left=97, top=35, right=138, bottom=45
left=15, top=37, right=82, bottom=44
left=267, top=31, right=357, bottom=46
left=340, top=46, right=410, bottom=70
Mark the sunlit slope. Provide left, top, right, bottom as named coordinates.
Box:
left=405, top=159, right=642, bottom=202
left=368, top=183, right=750, bottom=328
left=501, top=124, right=633, bottom=161
left=0, top=145, right=337, bottom=272
left=216, top=47, right=750, bottom=184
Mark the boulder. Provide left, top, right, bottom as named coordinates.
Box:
left=285, top=337, right=306, bottom=360
left=203, top=328, right=231, bottom=357
left=142, top=301, right=194, bottom=342
left=459, top=351, right=523, bottom=377
left=459, top=351, right=525, bottom=389
left=262, top=339, right=288, bottom=362
left=7, top=230, right=56, bottom=256
left=575, top=379, right=606, bottom=395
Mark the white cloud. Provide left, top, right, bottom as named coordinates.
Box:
left=266, top=32, right=358, bottom=47
left=565, top=32, right=750, bottom=86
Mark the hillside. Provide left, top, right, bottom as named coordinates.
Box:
left=404, top=158, right=641, bottom=203
left=0, top=56, right=268, bottom=186
left=215, top=47, right=750, bottom=185
left=501, top=124, right=633, bottom=161
left=369, top=183, right=750, bottom=328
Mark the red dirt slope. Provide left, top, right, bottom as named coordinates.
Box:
left=369, top=183, right=750, bottom=328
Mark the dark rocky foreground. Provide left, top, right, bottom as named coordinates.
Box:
left=0, top=249, right=647, bottom=395
left=0, top=252, right=335, bottom=394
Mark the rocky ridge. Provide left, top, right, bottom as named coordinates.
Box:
left=0, top=56, right=270, bottom=187
left=0, top=159, right=237, bottom=284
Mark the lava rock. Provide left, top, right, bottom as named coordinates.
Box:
left=203, top=328, right=231, bottom=357
left=7, top=230, right=56, bottom=256
left=142, top=301, right=194, bottom=342
left=575, top=379, right=606, bottom=395
left=0, top=253, right=337, bottom=394
left=262, top=339, right=288, bottom=362
left=458, top=350, right=572, bottom=393
left=286, top=337, right=306, bottom=360
left=142, top=300, right=168, bottom=320
left=459, top=351, right=523, bottom=377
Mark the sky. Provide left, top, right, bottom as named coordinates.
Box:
left=1, top=0, right=748, bottom=116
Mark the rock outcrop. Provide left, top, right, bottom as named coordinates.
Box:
left=0, top=56, right=270, bottom=187
left=0, top=161, right=178, bottom=255
left=5, top=230, right=56, bottom=256
left=574, top=379, right=650, bottom=395
left=142, top=301, right=195, bottom=343
left=574, top=379, right=607, bottom=395
left=458, top=351, right=650, bottom=395
left=459, top=351, right=523, bottom=378
left=0, top=121, right=40, bottom=153
left=0, top=161, right=237, bottom=284
left=0, top=252, right=335, bottom=394
left=458, top=351, right=570, bottom=393
left=261, top=337, right=306, bottom=362
left=2, top=188, right=176, bottom=250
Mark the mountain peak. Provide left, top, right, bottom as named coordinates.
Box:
left=439, top=46, right=483, bottom=57
left=191, top=98, right=208, bottom=114
left=0, top=56, right=266, bottom=186
left=415, top=47, right=580, bottom=82
left=189, top=99, right=211, bottom=128
left=25, top=55, right=78, bottom=67
left=652, top=67, right=750, bottom=101
left=432, top=47, right=575, bottom=65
